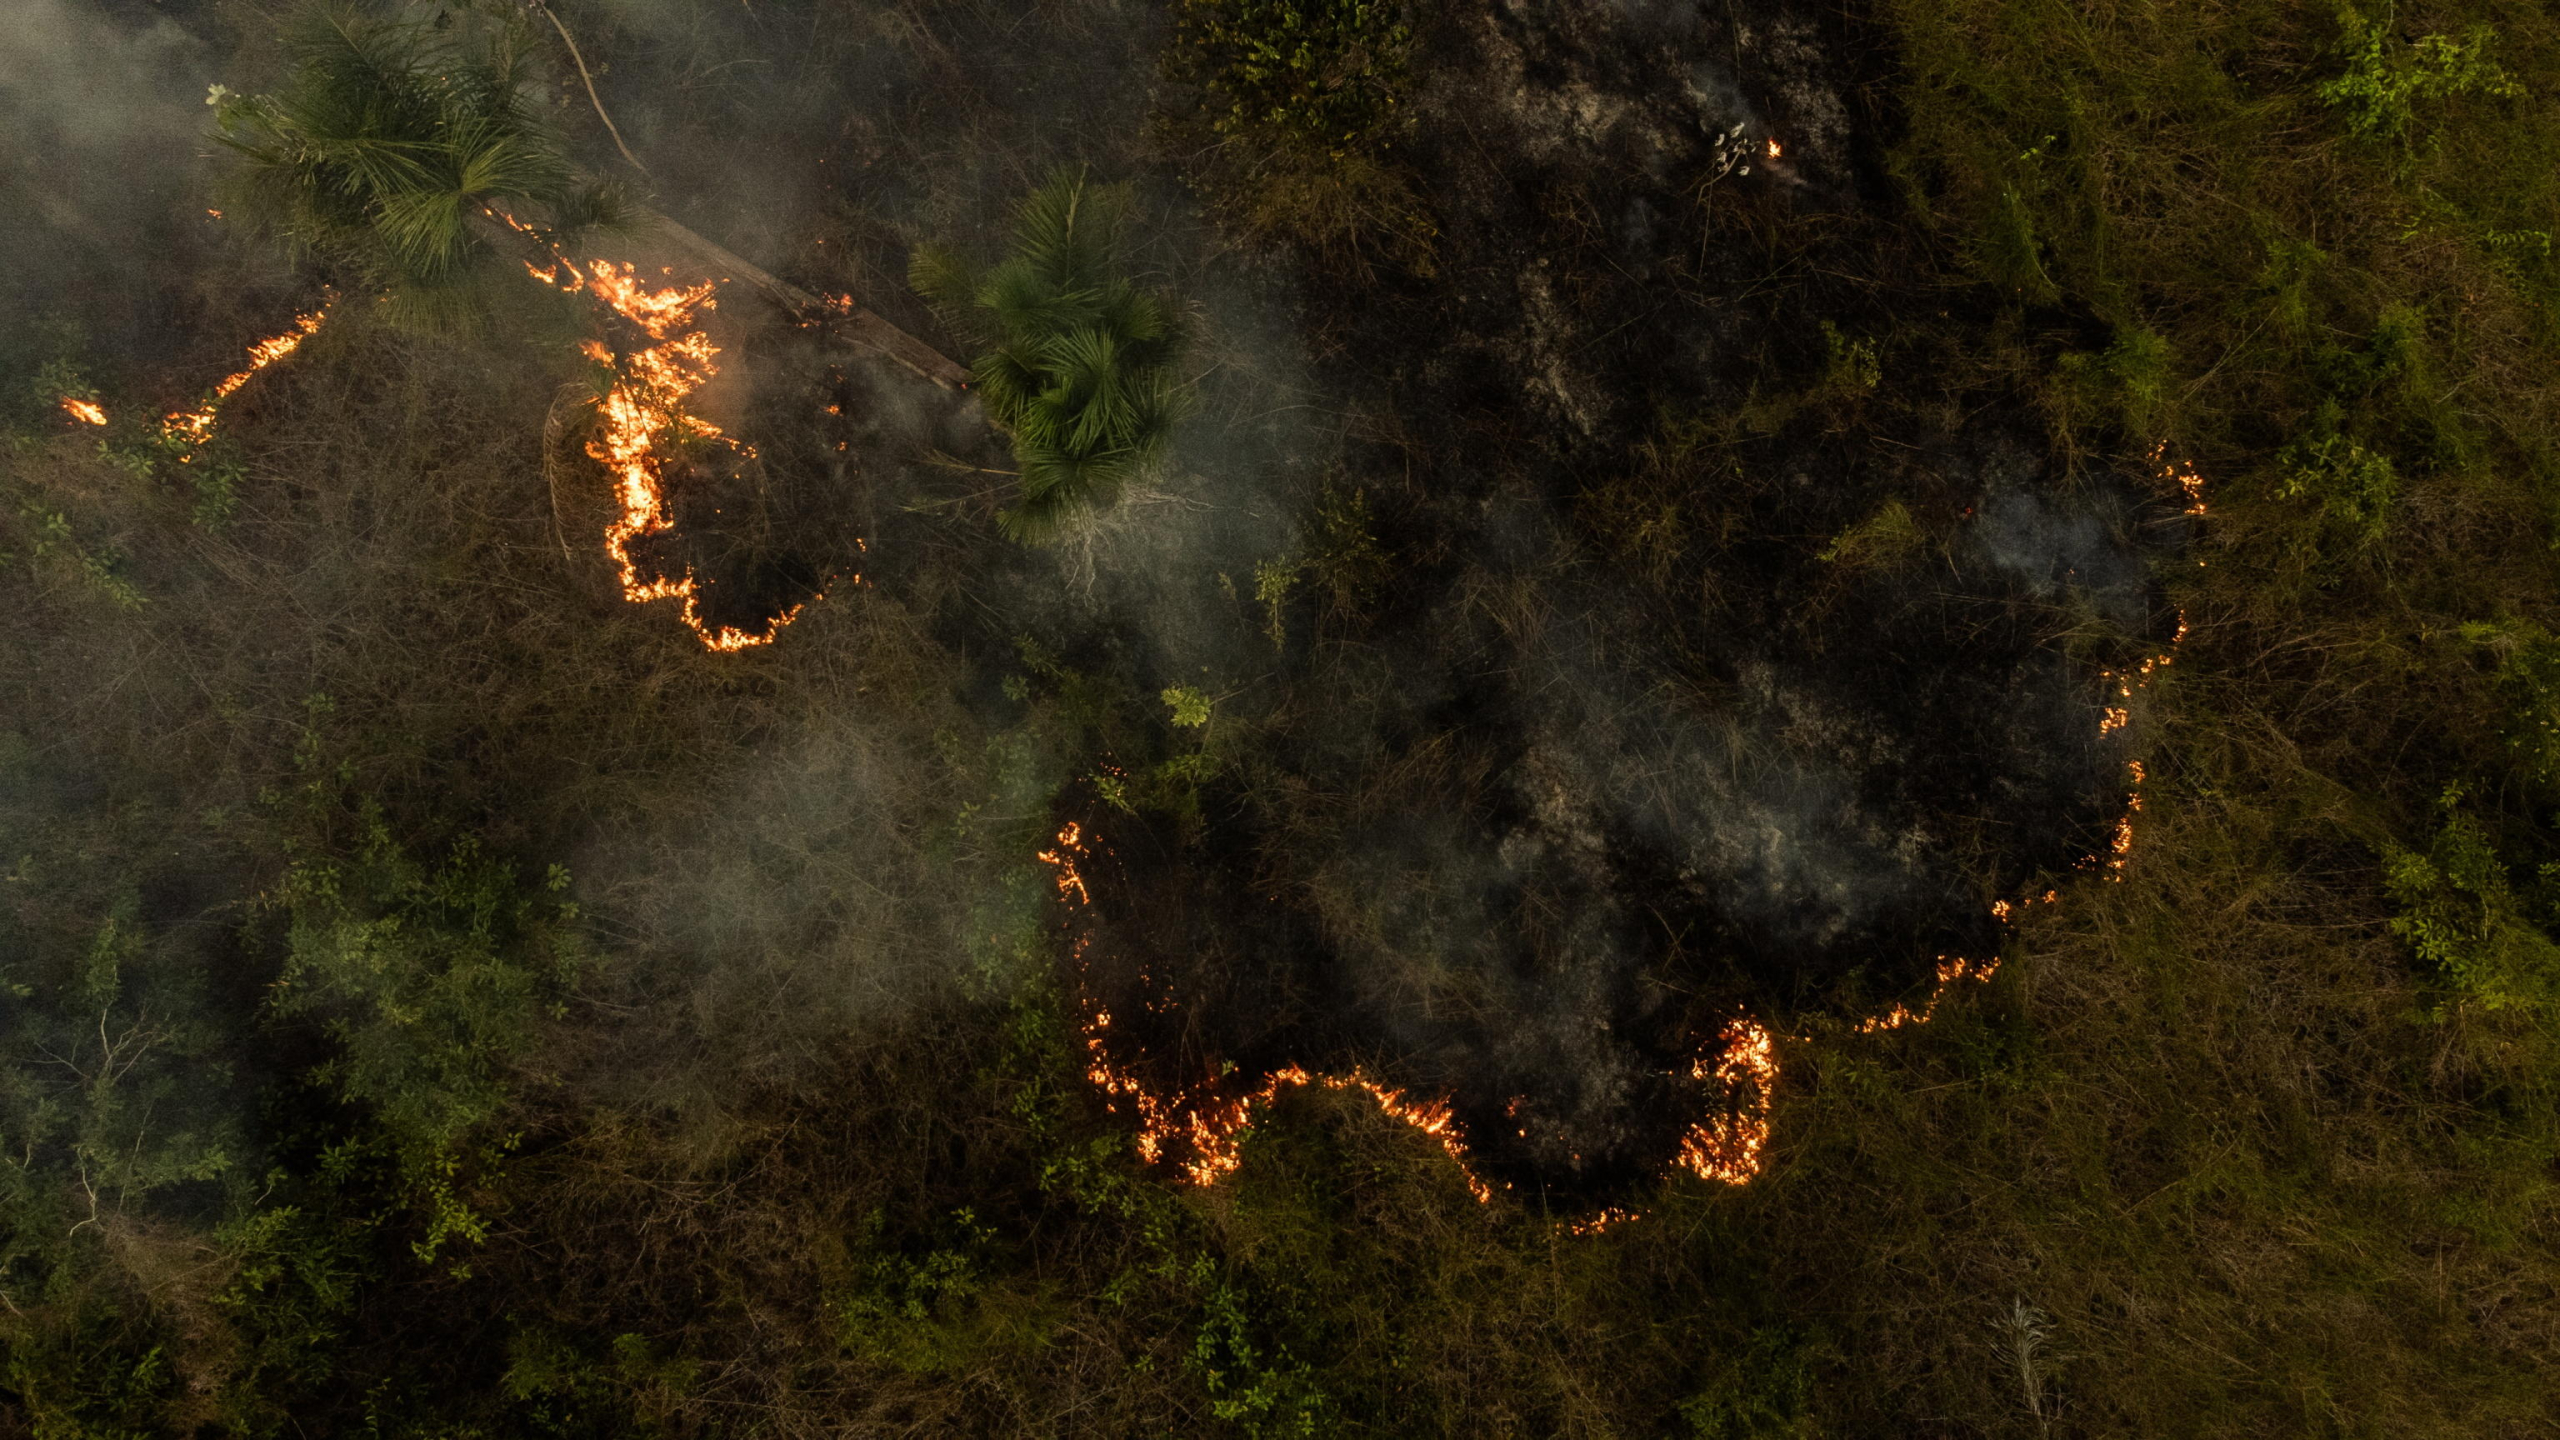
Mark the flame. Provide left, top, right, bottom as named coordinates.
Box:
left=1564, top=1206, right=1641, bottom=1236
left=532, top=255, right=823, bottom=652
left=2153, top=443, right=2207, bottom=517
left=1766, top=138, right=1783, bottom=159
left=2078, top=449, right=2204, bottom=879
left=1039, top=821, right=1503, bottom=1202
left=1673, top=1018, right=1777, bottom=1184
left=161, top=308, right=328, bottom=453
left=58, top=397, right=106, bottom=426
left=1032, top=451, right=2209, bottom=1226
left=1854, top=954, right=2001, bottom=1034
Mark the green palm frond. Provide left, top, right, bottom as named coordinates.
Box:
left=211, top=4, right=605, bottom=330
left=908, top=242, right=982, bottom=318
left=914, top=169, right=1194, bottom=543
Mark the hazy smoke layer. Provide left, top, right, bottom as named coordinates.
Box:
left=1, top=0, right=2178, bottom=1198
left=0, top=0, right=227, bottom=376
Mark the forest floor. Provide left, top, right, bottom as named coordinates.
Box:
left=6, top=0, right=2560, bottom=1436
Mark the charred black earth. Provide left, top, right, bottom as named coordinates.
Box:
left=996, top=5, right=2187, bottom=1202
left=654, top=1, right=2192, bottom=1200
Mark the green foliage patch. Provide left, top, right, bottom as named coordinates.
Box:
left=1163, top=0, right=1434, bottom=267
left=2384, top=785, right=2560, bottom=1010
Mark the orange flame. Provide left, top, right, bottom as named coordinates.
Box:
left=1031, top=453, right=2207, bottom=1226
left=1673, top=1018, right=1777, bottom=1184
left=1040, top=821, right=1504, bottom=1203
left=59, top=397, right=106, bottom=426
left=2080, top=449, right=2204, bottom=879
left=162, top=308, right=327, bottom=452
left=533, top=256, right=822, bottom=652
left=1854, top=954, right=2002, bottom=1034
left=1037, top=821, right=1791, bottom=1225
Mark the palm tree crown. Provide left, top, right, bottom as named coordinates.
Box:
left=911, top=173, right=1192, bottom=542
left=214, top=6, right=618, bottom=330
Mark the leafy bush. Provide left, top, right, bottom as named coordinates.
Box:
left=270, top=809, right=584, bottom=1175
left=911, top=172, right=1192, bottom=543
left=1678, top=1327, right=1820, bottom=1439
left=1164, top=0, right=1434, bottom=266
left=2277, top=430, right=2399, bottom=544
left=2383, top=786, right=2560, bottom=1009
left=2318, top=9, right=2521, bottom=145
left=1173, top=0, right=1412, bottom=158
left=2461, top=619, right=2560, bottom=789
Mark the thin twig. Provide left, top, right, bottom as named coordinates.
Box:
left=532, top=2, right=649, bottom=175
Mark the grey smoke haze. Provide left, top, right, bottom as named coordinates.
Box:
left=0, top=0, right=2172, bottom=1187
left=0, top=0, right=225, bottom=371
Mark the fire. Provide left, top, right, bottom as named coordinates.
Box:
left=1032, top=452, right=2208, bottom=1226
left=58, top=397, right=106, bottom=426
left=161, top=308, right=328, bottom=454
left=1564, top=1206, right=1641, bottom=1236
left=530, top=255, right=823, bottom=652
left=2083, top=449, right=2204, bottom=878
left=1766, top=138, right=1783, bottom=159
left=1672, top=1018, right=1777, bottom=1185
left=1854, top=954, right=2002, bottom=1034
left=1038, top=821, right=1503, bottom=1204
left=2153, top=442, right=2208, bottom=517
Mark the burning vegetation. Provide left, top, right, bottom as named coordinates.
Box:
left=159, top=306, right=328, bottom=456
left=14, top=0, right=2560, bottom=1433
left=530, top=254, right=824, bottom=650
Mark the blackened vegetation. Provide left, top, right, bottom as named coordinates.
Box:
left=649, top=332, right=877, bottom=639
left=1047, top=4, right=2188, bottom=1197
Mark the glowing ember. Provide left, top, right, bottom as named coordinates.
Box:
left=530, top=255, right=823, bottom=652
left=1673, top=1018, right=1777, bottom=1185
left=1854, top=955, right=2001, bottom=1034
left=58, top=397, right=106, bottom=426
left=162, top=308, right=327, bottom=453
left=1766, top=138, right=1783, bottom=159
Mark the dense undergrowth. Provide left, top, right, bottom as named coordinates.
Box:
left=7, top=0, right=2560, bottom=1434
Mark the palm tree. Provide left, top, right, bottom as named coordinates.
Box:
left=214, top=5, right=964, bottom=385
left=910, top=173, right=1193, bottom=542
left=214, top=6, right=615, bottom=332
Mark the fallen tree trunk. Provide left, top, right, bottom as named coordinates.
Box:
left=525, top=0, right=969, bottom=392
left=645, top=212, right=971, bottom=391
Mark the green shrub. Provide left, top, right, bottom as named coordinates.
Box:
left=269, top=808, right=584, bottom=1187
left=1173, top=0, right=1411, bottom=157
left=2382, top=785, right=2560, bottom=1009
left=1677, top=1328, right=1820, bottom=1439
left=2317, top=9, right=2521, bottom=145
left=2462, top=619, right=2560, bottom=788
left=2278, top=431, right=2399, bottom=544
left=1164, top=0, right=1434, bottom=266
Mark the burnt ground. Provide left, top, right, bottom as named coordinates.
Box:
left=1015, top=5, right=2189, bottom=1199
left=568, top=0, right=2191, bottom=1201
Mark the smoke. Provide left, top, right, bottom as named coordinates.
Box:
left=0, top=0, right=2178, bottom=1198
left=0, top=0, right=232, bottom=382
